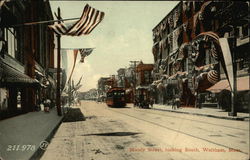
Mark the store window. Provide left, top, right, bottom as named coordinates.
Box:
left=0, top=88, right=9, bottom=111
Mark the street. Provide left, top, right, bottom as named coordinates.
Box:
left=41, top=101, right=249, bottom=160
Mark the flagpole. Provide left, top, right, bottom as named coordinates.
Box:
left=56, top=7, right=62, bottom=116
left=55, top=48, right=95, bottom=50
left=9, top=17, right=81, bottom=27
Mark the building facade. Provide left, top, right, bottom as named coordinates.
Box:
left=124, top=66, right=135, bottom=103
left=135, top=62, right=154, bottom=105
left=152, top=1, right=249, bottom=111
left=97, top=77, right=110, bottom=101
left=0, top=0, right=55, bottom=119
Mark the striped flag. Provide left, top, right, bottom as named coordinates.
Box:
left=67, top=48, right=94, bottom=84
left=49, top=4, right=105, bottom=36
left=0, top=0, right=10, bottom=9
left=79, top=48, right=93, bottom=63
left=68, top=50, right=79, bottom=82
left=207, top=70, right=220, bottom=84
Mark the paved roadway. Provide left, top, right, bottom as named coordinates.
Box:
left=41, top=101, right=249, bottom=160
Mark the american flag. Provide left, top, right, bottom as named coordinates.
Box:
left=49, top=4, right=105, bottom=36
left=79, top=48, right=94, bottom=63
left=207, top=70, right=220, bottom=84
left=0, top=0, right=8, bottom=8
left=68, top=50, right=79, bottom=82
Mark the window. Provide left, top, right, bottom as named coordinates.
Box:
left=4, top=28, right=17, bottom=58
left=182, top=59, right=187, bottom=72
left=0, top=88, right=9, bottom=111
left=144, top=71, right=150, bottom=84
left=241, top=24, right=249, bottom=38
left=169, top=64, right=173, bottom=76
left=236, top=58, right=244, bottom=70
left=205, top=49, right=210, bottom=65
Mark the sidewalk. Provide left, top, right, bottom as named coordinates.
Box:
left=0, top=108, right=63, bottom=160
left=152, top=104, right=250, bottom=121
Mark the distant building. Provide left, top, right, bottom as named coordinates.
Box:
left=81, top=89, right=98, bottom=100
left=117, top=68, right=126, bottom=88
left=124, top=66, right=135, bottom=103
left=97, top=77, right=110, bottom=101
left=135, top=61, right=154, bottom=105
left=136, top=61, right=154, bottom=87
left=107, top=75, right=117, bottom=88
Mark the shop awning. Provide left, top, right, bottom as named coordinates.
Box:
left=1, top=62, right=39, bottom=87
left=206, top=76, right=250, bottom=93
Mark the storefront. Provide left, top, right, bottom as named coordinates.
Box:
left=0, top=61, right=39, bottom=119
left=207, top=76, right=250, bottom=112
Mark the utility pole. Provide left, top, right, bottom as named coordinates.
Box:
left=56, top=7, right=62, bottom=116
left=130, top=61, right=139, bottom=104
left=229, top=31, right=237, bottom=116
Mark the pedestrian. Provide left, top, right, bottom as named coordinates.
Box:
left=35, top=100, right=41, bottom=111
left=44, top=98, right=50, bottom=113
left=176, top=95, right=180, bottom=109
left=150, top=97, right=154, bottom=108
left=172, top=94, right=180, bottom=110
left=172, top=98, right=176, bottom=110
left=40, top=99, right=44, bottom=111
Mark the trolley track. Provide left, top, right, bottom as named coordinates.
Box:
left=107, top=107, right=249, bottom=155
left=81, top=102, right=194, bottom=160
left=129, top=107, right=249, bottom=131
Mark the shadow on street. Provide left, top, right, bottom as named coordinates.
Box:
left=83, top=132, right=141, bottom=137
left=63, top=108, right=86, bottom=122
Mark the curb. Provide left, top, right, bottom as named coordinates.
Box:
left=29, top=115, right=64, bottom=160
left=152, top=107, right=247, bottom=121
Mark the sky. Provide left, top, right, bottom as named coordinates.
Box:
left=50, top=1, right=179, bottom=92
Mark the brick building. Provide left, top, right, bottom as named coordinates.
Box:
left=135, top=61, right=154, bottom=105
left=0, top=0, right=55, bottom=119
left=152, top=1, right=249, bottom=111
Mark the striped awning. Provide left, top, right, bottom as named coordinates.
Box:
left=206, top=76, right=250, bottom=93
left=207, top=70, right=220, bottom=84
left=1, top=62, right=39, bottom=87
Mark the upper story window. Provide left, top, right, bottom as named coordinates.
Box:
left=4, top=28, right=17, bottom=58
left=144, top=71, right=151, bottom=84
left=241, top=23, right=249, bottom=38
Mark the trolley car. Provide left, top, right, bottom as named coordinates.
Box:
left=106, top=87, right=126, bottom=107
